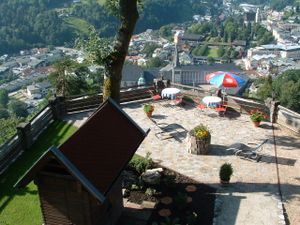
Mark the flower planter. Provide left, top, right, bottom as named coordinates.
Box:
left=253, top=121, right=261, bottom=127
left=146, top=110, right=153, bottom=118
left=220, top=180, right=230, bottom=186
left=187, top=134, right=211, bottom=155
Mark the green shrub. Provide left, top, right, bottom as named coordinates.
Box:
left=174, top=192, right=188, bottom=210
left=219, top=163, right=233, bottom=182
left=128, top=152, right=153, bottom=174
left=145, top=187, right=157, bottom=196
left=163, top=174, right=176, bottom=188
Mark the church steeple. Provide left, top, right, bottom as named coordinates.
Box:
left=173, top=44, right=180, bottom=68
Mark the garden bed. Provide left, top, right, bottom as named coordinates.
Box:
left=124, top=164, right=216, bottom=225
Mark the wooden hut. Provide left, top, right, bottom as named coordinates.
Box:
left=15, top=98, right=148, bottom=225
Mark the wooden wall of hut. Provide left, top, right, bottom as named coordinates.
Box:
left=34, top=161, right=123, bottom=225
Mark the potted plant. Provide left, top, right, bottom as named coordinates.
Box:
left=249, top=109, right=267, bottom=127
left=187, top=124, right=211, bottom=155
left=144, top=104, right=154, bottom=117
left=219, top=163, right=233, bottom=184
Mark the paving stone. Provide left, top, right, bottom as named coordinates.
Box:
left=141, top=201, right=156, bottom=209
left=65, top=101, right=300, bottom=225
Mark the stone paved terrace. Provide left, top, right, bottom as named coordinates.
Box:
left=64, top=99, right=300, bottom=225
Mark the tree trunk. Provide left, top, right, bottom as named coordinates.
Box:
left=103, top=0, right=139, bottom=103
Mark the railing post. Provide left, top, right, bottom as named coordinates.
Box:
left=49, top=96, right=66, bottom=120
left=17, top=122, right=33, bottom=150
left=265, top=98, right=280, bottom=123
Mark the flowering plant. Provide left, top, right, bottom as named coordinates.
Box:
left=249, top=109, right=267, bottom=122
left=143, top=104, right=154, bottom=113
left=190, top=124, right=210, bottom=139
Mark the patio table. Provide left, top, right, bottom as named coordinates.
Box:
left=202, top=96, right=222, bottom=107
left=161, top=88, right=181, bottom=100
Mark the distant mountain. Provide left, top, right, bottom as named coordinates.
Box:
left=0, top=0, right=216, bottom=55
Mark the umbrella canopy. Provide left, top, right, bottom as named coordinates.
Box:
left=206, top=71, right=246, bottom=88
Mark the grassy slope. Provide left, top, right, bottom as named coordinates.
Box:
left=65, top=17, right=92, bottom=36
left=0, top=121, right=77, bottom=225
left=207, top=47, right=219, bottom=58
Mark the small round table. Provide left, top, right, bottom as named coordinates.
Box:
left=202, top=96, right=222, bottom=107
left=161, top=88, right=181, bottom=100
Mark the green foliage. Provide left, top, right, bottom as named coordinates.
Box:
left=162, top=174, right=176, bottom=188
left=192, top=44, right=208, bottom=56
left=273, top=70, right=300, bottom=113
left=146, top=57, right=164, bottom=68
left=145, top=187, right=157, bottom=196
left=257, top=76, right=273, bottom=100
left=0, top=88, right=9, bottom=107
left=143, top=104, right=154, bottom=113
left=190, top=125, right=210, bottom=139
left=0, top=117, right=23, bottom=145
left=207, top=56, right=215, bottom=65
left=257, top=70, right=300, bottom=113
left=219, top=163, right=233, bottom=182
left=250, top=109, right=267, bottom=122
left=49, top=58, right=90, bottom=96
left=217, top=47, right=225, bottom=57
left=142, top=43, right=160, bottom=57
left=161, top=217, right=181, bottom=225
left=8, top=100, right=28, bottom=118
left=0, top=107, right=10, bottom=119
left=159, top=25, right=174, bottom=40
left=174, top=192, right=188, bottom=210
left=128, top=153, right=153, bottom=175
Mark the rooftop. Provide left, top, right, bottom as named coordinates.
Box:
left=65, top=99, right=300, bottom=225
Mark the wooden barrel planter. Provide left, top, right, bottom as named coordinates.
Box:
left=187, top=133, right=211, bottom=155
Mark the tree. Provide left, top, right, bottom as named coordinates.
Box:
left=49, top=58, right=90, bottom=96
left=0, top=117, right=23, bottom=145
left=79, top=0, right=139, bottom=103
left=142, top=43, right=160, bottom=57
left=207, top=56, right=215, bottom=65
left=8, top=100, right=28, bottom=118
left=146, top=57, right=163, bottom=68
left=273, top=70, right=300, bottom=113
left=0, top=107, right=9, bottom=119
left=257, top=75, right=273, bottom=100
left=217, top=46, right=225, bottom=57
left=0, top=89, right=9, bottom=107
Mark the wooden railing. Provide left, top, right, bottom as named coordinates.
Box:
left=0, top=86, right=154, bottom=174
left=1, top=84, right=298, bottom=175
left=0, top=105, right=54, bottom=174
left=65, top=86, right=154, bottom=113
left=170, top=83, right=269, bottom=114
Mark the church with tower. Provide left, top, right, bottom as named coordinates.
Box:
left=160, top=45, right=241, bottom=85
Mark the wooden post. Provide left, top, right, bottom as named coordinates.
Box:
left=17, top=122, right=33, bottom=150
left=49, top=96, right=66, bottom=120
left=270, top=100, right=280, bottom=123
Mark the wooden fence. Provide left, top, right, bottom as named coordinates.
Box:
left=0, top=106, right=54, bottom=174
left=1, top=84, right=298, bottom=175
left=171, top=83, right=269, bottom=114
left=0, top=86, right=153, bottom=174
left=65, top=86, right=154, bottom=113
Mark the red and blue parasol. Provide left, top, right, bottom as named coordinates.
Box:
left=206, top=71, right=246, bottom=88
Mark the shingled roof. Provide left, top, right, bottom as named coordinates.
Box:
left=15, top=98, right=148, bottom=202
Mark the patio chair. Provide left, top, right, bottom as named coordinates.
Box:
left=215, top=104, right=227, bottom=116
left=226, top=139, right=269, bottom=160
left=148, top=90, right=161, bottom=100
